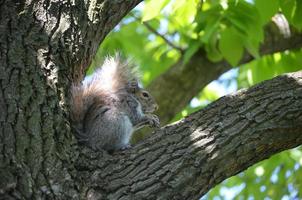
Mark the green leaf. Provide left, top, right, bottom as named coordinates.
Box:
left=205, top=32, right=223, bottom=62
left=252, top=56, right=276, bottom=84
left=142, top=0, right=170, bottom=21
left=183, top=40, right=201, bottom=64
left=225, top=1, right=263, bottom=58
left=292, top=0, right=302, bottom=30
left=200, top=17, right=220, bottom=43
left=195, top=4, right=222, bottom=43
left=238, top=49, right=302, bottom=88
left=226, top=1, right=257, bottom=35
left=255, top=0, right=279, bottom=24
left=171, top=0, right=198, bottom=27
left=219, top=27, right=244, bottom=66
left=279, top=0, right=296, bottom=22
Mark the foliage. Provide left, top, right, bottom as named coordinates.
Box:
left=238, top=49, right=302, bottom=88
left=92, top=0, right=302, bottom=199
left=204, top=147, right=302, bottom=200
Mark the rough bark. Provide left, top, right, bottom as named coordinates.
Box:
left=148, top=24, right=302, bottom=125
left=1, top=1, right=302, bottom=200
left=76, top=71, right=302, bottom=199
left=0, top=0, right=141, bottom=199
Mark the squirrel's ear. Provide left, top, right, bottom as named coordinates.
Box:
left=127, top=79, right=139, bottom=93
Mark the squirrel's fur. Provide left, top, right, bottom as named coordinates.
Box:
left=70, top=55, right=159, bottom=151
left=71, top=56, right=137, bottom=129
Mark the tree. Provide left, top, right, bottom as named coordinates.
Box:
left=0, top=1, right=301, bottom=200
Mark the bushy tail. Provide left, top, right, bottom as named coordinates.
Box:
left=70, top=55, right=138, bottom=138
left=89, top=55, right=138, bottom=95
left=70, top=84, right=89, bottom=141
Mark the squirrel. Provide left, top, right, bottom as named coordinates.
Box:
left=70, top=55, right=160, bottom=151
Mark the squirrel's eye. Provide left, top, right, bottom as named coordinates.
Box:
left=142, top=91, right=149, bottom=98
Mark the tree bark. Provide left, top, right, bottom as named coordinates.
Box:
left=1, top=1, right=302, bottom=200
left=0, top=0, right=141, bottom=199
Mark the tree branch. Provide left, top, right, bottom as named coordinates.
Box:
left=44, top=0, right=142, bottom=82
left=148, top=23, right=302, bottom=125
left=130, top=14, right=184, bottom=52
left=76, top=71, right=302, bottom=199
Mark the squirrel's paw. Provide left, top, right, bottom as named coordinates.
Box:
left=120, top=144, right=132, bottom=151
left=147, top=114, right=160, bottom=128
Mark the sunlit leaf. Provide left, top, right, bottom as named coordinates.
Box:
left=238, top=49, right=302, bottom=87
left=142, top=0, right=170, bottom=21
left=171, top=0, right=198, bottom=29
left=219, top=27, right=244, bottom=66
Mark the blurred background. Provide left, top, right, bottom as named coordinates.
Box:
left=89, top=0, right=302, bottom=199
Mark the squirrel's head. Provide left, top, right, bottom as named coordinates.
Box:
left=126, top=80, right=158, bottom=113
left=137, top=89, right=158, bottom=113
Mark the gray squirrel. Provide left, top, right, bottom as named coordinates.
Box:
left=70, top=55, right=160, bottom=151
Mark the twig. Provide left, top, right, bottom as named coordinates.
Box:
left=130, top=13, right=184, bottom=53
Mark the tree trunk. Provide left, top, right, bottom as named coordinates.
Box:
left=0, top=0, right=141, bottom=199
left=1, top=1, right=302, bottom=200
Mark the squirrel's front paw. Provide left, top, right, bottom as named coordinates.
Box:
left=120, top=144, right=132, bottom=151
left=147, top=114, right=160, bottom=128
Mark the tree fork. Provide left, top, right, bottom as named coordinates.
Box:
left=1, top=1, right=302, bottom=199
